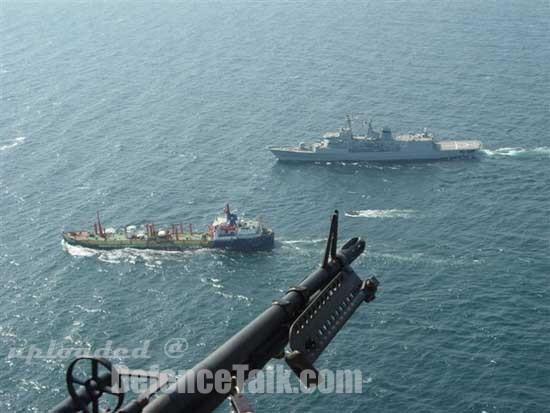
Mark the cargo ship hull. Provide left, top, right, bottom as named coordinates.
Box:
left=63, top=231, right=275, bottom=252
left=63, top=205, right=274, bottom=253
left=212, top=233, right=275, bottom=251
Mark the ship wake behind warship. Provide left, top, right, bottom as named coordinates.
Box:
left=269, top=115, right=482, bottom=162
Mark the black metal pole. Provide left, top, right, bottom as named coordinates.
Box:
left=143, top=237, right=365, bottom=413
left=50, top=214, right=367, bottom=413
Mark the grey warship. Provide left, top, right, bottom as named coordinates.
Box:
left=269, top=115, right=482, bottom=162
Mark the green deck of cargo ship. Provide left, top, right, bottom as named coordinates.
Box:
left=63, top=205, right=275, bottom=252
left=63, top=230, right=211, bottom=250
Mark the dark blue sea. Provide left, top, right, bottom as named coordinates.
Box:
left=1, top=1, right=549, bottom=412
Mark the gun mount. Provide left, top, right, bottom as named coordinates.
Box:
left=51, top=211, right=379, bottom=413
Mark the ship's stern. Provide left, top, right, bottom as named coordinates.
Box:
left=213, top=229, right=275, bottom=251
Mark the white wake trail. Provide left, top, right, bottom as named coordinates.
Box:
left=345, top=209, right=415, bottom=218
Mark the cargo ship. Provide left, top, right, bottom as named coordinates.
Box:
left=62, top=205, right=274, bottom=252
left=269, top=115, right=482, bottom=162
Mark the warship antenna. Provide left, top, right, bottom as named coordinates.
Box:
left=346, top=114, right=352, bottom=131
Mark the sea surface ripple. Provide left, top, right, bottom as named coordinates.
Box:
left=1, top=1, right=549, bottom=412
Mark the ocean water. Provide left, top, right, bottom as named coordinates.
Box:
left=1, top=1, right=549, bottom=412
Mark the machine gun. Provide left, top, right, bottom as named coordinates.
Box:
left=51, top=211, right=379, bottom=413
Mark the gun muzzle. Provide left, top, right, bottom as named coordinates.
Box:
left=336, top=237, right=366, bottom=266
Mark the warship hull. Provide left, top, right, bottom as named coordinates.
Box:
left=270, top=143, right=480, bottom=162
left=270, top=115, right=482, bottom=162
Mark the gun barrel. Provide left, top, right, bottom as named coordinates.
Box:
left=50, top=234, right=366, bottom=413
left=144, top=237, right=365, bottom=413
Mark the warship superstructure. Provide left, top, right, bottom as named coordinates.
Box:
left=63, top=205, right=274, bottom=252
left=269, top=115, right=482, bottom=162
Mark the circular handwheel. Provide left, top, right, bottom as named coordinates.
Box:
left=66, top=356, right=125, bottom=413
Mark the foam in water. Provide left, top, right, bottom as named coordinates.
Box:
left=481, top=147, right=550, bottom=157
left=62, top=240, right=208, bottom=265
left=0, top=136, right=26, bottom=151
left=345, top=209, right=415, bottom=218
left=62, top=241, right=96, bottom=257
left=280, top=238, right=327, bottom=245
